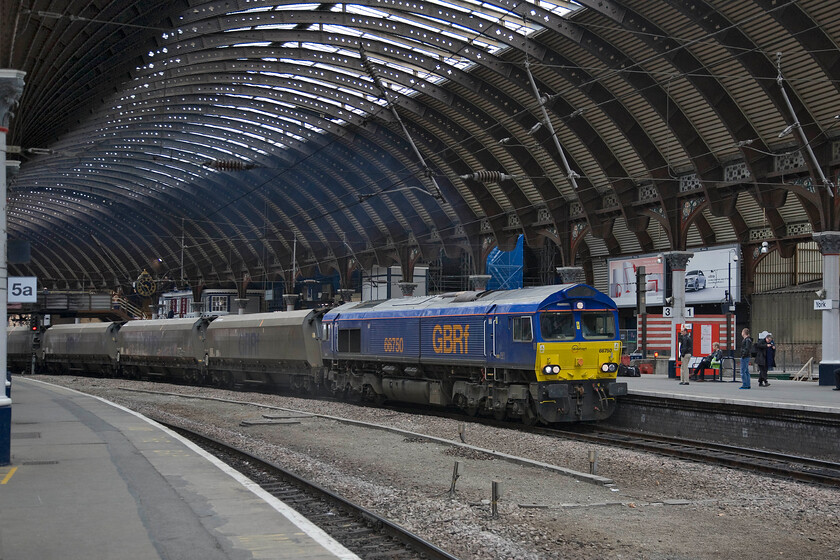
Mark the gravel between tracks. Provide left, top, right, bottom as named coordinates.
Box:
left=33, top=376, right=840, bottom=560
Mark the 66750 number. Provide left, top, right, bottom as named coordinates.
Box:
left=383, top=337, right=404, bottom=353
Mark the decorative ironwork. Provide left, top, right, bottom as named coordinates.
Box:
left=679, top=173, right=702, bottom=193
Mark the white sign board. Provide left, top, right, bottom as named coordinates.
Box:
left=606, top=254, right=666, bottom=308
left=8, top=277, right=37, bottom=303
left=814, top=299, right=837, bottom=310
left=683, top=244, right=741, bottom=305
left=663, top=306, right=694, bottom=318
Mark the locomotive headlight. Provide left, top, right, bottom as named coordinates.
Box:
left=543, top=365, right=561, bottom=375
left=601, top=363, right=618, bottom=373
left=601, top=363, right=610, bottom=372
left=552, top=365, right=561, bottom=374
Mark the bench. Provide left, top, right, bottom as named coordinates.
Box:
left=680, top=356, right=722, bottom=381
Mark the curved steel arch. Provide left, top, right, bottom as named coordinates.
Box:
left=5, top=1, right=840, bottom=292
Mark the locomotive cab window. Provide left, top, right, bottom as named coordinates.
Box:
left=338, top=328, right=361, bottom=353
left=512, top=316, right=533, bottom=342
left=580, top=311, right=616, bottom=340
left=540, top=312, right=575, bottom=340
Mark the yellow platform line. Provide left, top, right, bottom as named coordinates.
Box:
left=1, top=467, right=18, bottom=484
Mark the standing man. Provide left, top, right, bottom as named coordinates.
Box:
left=739, top=328, right=753, bottom=389
left=679, top=326, right=693, bottom=386
left=754, top=331, right=775, bottom=387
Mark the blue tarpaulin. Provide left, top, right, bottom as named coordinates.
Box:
left=486, top=235, right=523, bottom=290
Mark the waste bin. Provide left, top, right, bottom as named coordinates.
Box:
left=0, top=396, right=10, bottom=466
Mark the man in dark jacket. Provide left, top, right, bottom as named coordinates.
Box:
left=754, top=332, right=775, bottom=387
left=678, top=326, right=693, bottom=385
left=739, top=328, right=753, bottom=389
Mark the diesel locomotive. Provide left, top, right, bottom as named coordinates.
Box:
left=9, top=284, right=627, bottom=423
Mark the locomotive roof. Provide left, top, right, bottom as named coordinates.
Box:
left=325, top=284, right=613, bottom=318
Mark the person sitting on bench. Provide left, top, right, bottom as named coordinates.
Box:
left=691, top=342, right=722, bottom=381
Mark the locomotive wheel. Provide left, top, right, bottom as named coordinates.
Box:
left=492, top=406, right=507, bottom=421
left=521, top=398, right=539, bottom=426
left=362, top=385, right=386, bottom=406
left=464, top=397, right=485, bottom=417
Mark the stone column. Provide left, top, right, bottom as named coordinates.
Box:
left=234, top=298, right=249, bottom=315
left=397, top=281, right=417, bottom=297
left=0, top=69, right=26, bottom=466
left=813, top=232, right=840, bottom=385
left=469, top=274, right=491, bottom=292
left=282, top=294, right=299, bottom=311
left=664, top=251, right=694, bottom=360
left=556, top=266, right=585, bottom=284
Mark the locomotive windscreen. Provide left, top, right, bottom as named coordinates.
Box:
left=540, top=312, right=576, bottom=340
left=580, top=311, right=616, bottom=339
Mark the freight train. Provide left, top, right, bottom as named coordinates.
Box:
left=8, top=284, right=628, bottom=423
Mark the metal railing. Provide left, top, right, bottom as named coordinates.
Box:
left=113, top=296, right=147, bottom=320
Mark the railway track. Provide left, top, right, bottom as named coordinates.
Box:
left=163, top=423, right=460, bottom=560
left=144, top=387, right=840, bottom=488
left=548, top=425, right=840, bottom=487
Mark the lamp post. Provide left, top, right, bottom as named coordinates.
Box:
left=726, top=250, right=739, bottom=358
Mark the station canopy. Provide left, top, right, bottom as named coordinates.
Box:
left=2, top=1, right=839, bottom=291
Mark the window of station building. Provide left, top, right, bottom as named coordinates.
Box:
left=540, top=312, right=575, bottom=340
left=338, top=328, right=361, bottom=353
left=580, top=311, right=616, bottom=340
left=210, top=295, right=228, bottom=312
left=512, top=316, right=533, bottom=342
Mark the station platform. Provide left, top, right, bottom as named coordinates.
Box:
left=623, top=372, right=840, bottom=415
left=0, top=377, right=360, bottom=560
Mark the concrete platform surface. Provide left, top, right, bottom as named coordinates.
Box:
left=623, top=372, right=840, bottom=414
left=0, top=378, right=360, bottom=560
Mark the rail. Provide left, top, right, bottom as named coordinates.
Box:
left=552, top=425, right=840, bottom=487
left=165, top=423, right=460, bottom=560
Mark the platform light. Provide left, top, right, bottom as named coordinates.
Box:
left=761, top=241, right=769, bottom=254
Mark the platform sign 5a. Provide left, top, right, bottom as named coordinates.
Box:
left=8, top=277, right=37, bottom=303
